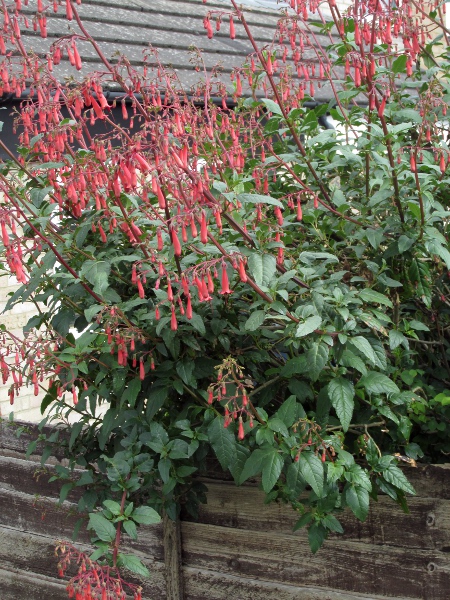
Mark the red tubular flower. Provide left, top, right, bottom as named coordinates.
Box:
left=171, top=229, right=182, bottom=256
left=140, top=358, right=145, bottom=380
left=200, top=212, right=208, bottom=244
left=170, top=305, right=178, bottom=331
left=238, top=259, right=247, bottom=282
left=219, top=263, right=232, bottom=295
left=238, top=417, right=244, bottom=440
left=229, top=15, right=235, bottom=40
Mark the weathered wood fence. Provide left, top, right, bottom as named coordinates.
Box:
left=1, top=420, right=450, bottom=600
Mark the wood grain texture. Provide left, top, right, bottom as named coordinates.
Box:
left=2, top=421, right=450, bottom=600
left=163, top=512, right=185, bottom=600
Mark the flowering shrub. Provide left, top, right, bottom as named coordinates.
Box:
left=1, top=0, right=450, bottom=590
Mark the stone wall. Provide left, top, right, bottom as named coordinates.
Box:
left=0, top=274, right=46, bottom=422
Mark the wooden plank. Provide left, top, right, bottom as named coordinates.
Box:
left=181, top=521, right=450, bottom=600
left=0, top=567, right=68, bottom=600
left=185, top=479, right=450, bottom=550
left=0, top=487, right=165, bottom=561
left=182, top=566, right=417, bottom=600
left=163, top=512, right=185, bottom=600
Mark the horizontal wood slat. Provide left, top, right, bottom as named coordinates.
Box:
left=1, top=420, right=450, bottom=599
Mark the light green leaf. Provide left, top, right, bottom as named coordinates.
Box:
left=296, top=315, right=322, bottom=338
left=298, top=452, right=324, bottom=497
left=238, top=193, right=283, bottom=208
left=359, top=371, right=400, bottom=396
left=132, top=505, right=161, bottom=525
left=339, top=350, right=367, bottom=375
left=261, top=97, right=283, bottom=116
left=328, top=377, right=355, bottom=432
left=123, top=520, right=138, bottom=540
left=84, top=304, right=103, bottom=323
left=118, top=554, right=150, bottom=578
left=244, top=310, right=266, bottom=331
left=88, top=513, right=116, bottom=542
left=389, top=330, right=408, bottom=350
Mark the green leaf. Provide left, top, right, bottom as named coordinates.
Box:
left=298, top=452, right=324, bottom=497
left=79, top=260, right=111, bottom=295
left=268, top=417, right=289, bottom=437
left=121, top=378, right=141, bottom=408
left=230, top=445, right=251, bottom=484
left=261, top=97, right=283, bottom=116
left=238, top=193, right=283, bottom=208
left=118, top=554, right=150, bottom=578
left=261, top=449, right=283, bottom=493
left=308, top=522, right=327, bottom=553
left=296, top=315, right=322, bottom=338
left=207, top=417, right=237, bottom=470
left=88, top=513, right=116, bottom=542
left=132, top=505, right=161, bottom=525
left=339, top=350, right=367, bottom=375
left=123, top=520, right=138, bottom=540
left=189, top=313, right=206, bottom=335
left=345, top=485, right=369, bottom=521
left=398, top=235, right=415, bottom=254
left=392, top=54, right=408, bottom=73
left=103, top=500, right=121, bottom=515
left=389, top=330, right=407, bottom=350
left=286, top=461, right=307, bottom=497
left=84, top=304, right=103, bottom=323
left=382, top=464, right=416, bottom=495
left=306, top=342, right=329, bottom=382
left=247, top=253, right=277, bottom=286
left=239, top=448, right=265, bottom=483
left=321, top=514, right=344, bottom=533
left=276, top=395, right=298, bottom=427
left=176, top=359, right=194, bottom=385
left=244, top=310, right=266, bottom=331
left=293, top=511, right=313, bottom=531
left=328, top=377, right=355, bottom=432
left=359, top=289, right=393, bottom=308
left=58, top=482, right=73, bottom=505
left=348, top=336, right=376, bottom=365
left=359, top=371, right=399, bottom=396
left=408, top=258, right=431, bottom=308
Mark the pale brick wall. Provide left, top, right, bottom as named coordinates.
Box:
left=0, top=274, right=46, bottom=422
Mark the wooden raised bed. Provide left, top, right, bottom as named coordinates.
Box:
left=1, top=420, right=449, bottom=600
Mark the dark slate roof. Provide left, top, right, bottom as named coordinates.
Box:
left=10, top=0, right=336, bottom=102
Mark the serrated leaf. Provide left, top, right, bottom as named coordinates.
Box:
left=239, top=448, right=265, bottom=483
left=398, top=235, right=415, bottom=253
left=293, top=511, right=313, bottom=531
left=247, top=253, right=277, bottom=286
left=121, top=378, right=141, bottom=408
left=103, top=500, right=122, bottom=515
left=408, top=258, right=431, bottom=308
left=345, top=485, right=369, bottom=521
left=123, top=520, right=138, bottom=540
left=306, top=342, right=329, bottom=382
left=268, top=417, right=289, bottom=437
left=208, top=417, right=237, bottom=470
left=132, top=505, right=161, bottom=525
left=244, top=310, right=266, bottom=331
left=298, top=452, right=324, bottom=496
left=328, top=377, right=354, bottom=432
left=349, top=336, right=376, bottom=365
left=276, top=395, right=298, bottom=427
left=359, top=289, right=393, bottom=308
left=118, top=553, right=150, bottom=578
left=88, top=513, right=116, bottom=542
left=370, top=338, right=388, bottom=370
left=280, top=356, right=307, bottom=378
left=339, top=350, right=367, bottom=375
left=296, top=315, right=322, bottom=338
left=261, top=449, right=283, bottom=493
left=382, top=464, right=416, bottom=495
left=359, top=371, right=399, bottom=396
